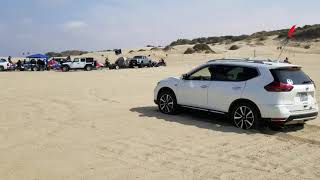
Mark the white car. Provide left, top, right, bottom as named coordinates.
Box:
left=0, top=59, right=11, bottom=71
left=154, top=59, right=318, bottom=129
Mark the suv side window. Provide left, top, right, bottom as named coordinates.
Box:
left=80, top=58, right=86, bottom=62
left=188, top=66, right=213, bottom=81
left=74, top=58, right=80, bottom=62
left=212, top=65, right=258, bottom=81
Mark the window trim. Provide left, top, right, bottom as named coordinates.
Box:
left=185, top=65, right=213, bottom=81
left=210, top=64, right=260, bottom=82
left=184, top=64, right=260, bottom=82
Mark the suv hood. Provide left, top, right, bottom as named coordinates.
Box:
left=159, top=77, right=180, bottom=83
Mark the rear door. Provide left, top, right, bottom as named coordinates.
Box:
left=207, top=65, right=258, bottom=112
left=79, top=58, right=87, bottom=68
left=271, top=67, right=317, bottom=112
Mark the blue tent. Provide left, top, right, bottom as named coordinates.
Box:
left=26, top=54, right=49, bottom=59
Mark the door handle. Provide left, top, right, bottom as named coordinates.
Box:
left=232, top=87, right=242, bottom=90
left=201, top=85, right=208, bottom=89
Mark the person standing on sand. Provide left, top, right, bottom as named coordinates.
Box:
left=17, top=60, right=22, bottom=70
left=8, top=56, right=12, bottom=64
left=284, top=57, right=291, bottom=64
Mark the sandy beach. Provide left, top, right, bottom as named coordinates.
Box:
left=0, top=41, right=320, bottom=180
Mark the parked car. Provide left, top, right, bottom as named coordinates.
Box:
left=129, top=56, right=152, bottom=68
left=0, top=59, right=11, bottom=71
left=61, top=57, right=95, bottom=72
left=154, top=59, right=318, bottom=130
left=107, top=57, right=130, bottom=70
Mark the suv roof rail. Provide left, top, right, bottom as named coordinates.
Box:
left=208, top=58, right=278, bottom=65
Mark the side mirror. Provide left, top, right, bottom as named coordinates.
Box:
left=182, top=74, right=188, bottom=80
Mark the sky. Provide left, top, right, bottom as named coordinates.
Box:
left=0, top=0, right=319, bottom=56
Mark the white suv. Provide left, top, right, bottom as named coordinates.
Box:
left=0, top=59, right=11, bottom=71
left=154, top=59, right=318, bottom=129
left=61, top=57, right=95, bottom=72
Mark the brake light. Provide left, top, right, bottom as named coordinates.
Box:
left=264, top=82, right=294, bottom=92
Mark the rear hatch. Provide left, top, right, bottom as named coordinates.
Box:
left=270, top=67, right=317, bottom=113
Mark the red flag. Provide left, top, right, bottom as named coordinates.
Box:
left=288, top=25, right=296, bottom=38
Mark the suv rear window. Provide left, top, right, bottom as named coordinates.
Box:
left=270, top=68, right=312, bottom=85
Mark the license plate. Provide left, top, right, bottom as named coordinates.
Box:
left=299, top=93, right=308, bottom=102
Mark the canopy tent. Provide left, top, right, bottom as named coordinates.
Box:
left=26, top=54, right=49, bottom=59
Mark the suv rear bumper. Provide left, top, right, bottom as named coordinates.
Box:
left=284, top=112, right=318, bottom=125
left=259, top=103, right=318, bottom=125
left=259, top=103, right=318, bottom=118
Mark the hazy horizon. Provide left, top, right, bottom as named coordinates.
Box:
left=1, top=0, right=319, bottom=56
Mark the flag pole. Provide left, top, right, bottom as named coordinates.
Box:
left=277, top=25, right=296, bottom=63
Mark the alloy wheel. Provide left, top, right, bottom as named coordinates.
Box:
left=159, top=94, right=174, bottom=114
left=234, top=106, right=255, bottom=129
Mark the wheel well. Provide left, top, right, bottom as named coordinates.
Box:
left=157, top=87, right=176, bottom=101
left=228, top=99, right=261, bottom=117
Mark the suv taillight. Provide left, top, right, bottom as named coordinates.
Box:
left=264, top=82, right=294, bottom=92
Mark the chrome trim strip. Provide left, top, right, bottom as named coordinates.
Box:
left=180, top=105, right=226, bottom=114
left=290, top=116, right=317, bottom=121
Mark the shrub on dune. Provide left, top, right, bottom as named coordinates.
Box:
left=304, top=45, right=311, bottom=49
left=184, top=48, right=196, bottom=54
left=229, top=45, right=240, bottom=50
left=163, top=46, right=175, bottom=51
left=193, top=44, right=211, bottom=51
left=150, top=47, right=162, bottom=51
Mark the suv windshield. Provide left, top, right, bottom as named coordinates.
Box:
left=0, top=59, right=6, bottom=62
left=133, top=56, right=143, bottom=59
left=270, top=68, right=312, bottom=85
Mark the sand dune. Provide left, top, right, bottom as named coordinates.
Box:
left=0, top=41, right=319, bottom=180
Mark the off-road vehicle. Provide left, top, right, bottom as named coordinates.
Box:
left=61, top=57, right=95, bottom=72
left=129, top=56, right=152, bottom=68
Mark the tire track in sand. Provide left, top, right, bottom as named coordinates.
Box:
left=261, top=124, right=320, bottom=146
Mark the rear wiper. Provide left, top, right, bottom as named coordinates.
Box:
left=302, top=80, right=312, bottom=84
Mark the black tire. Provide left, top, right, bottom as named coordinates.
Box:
left=32, top=66, right=38, bottom=71
left=230, top=102, right=262, bottom=130
left=62, top=66, right=69, bottom=72
left=85, top=65, right=92, bottom=71
left=296, top=123, right=305, bottom=127
left=0, top=66, right=4, bottom=71
left=115, top=65, right=120, bottom=70
left=157, top=90, right=178, bottom=115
